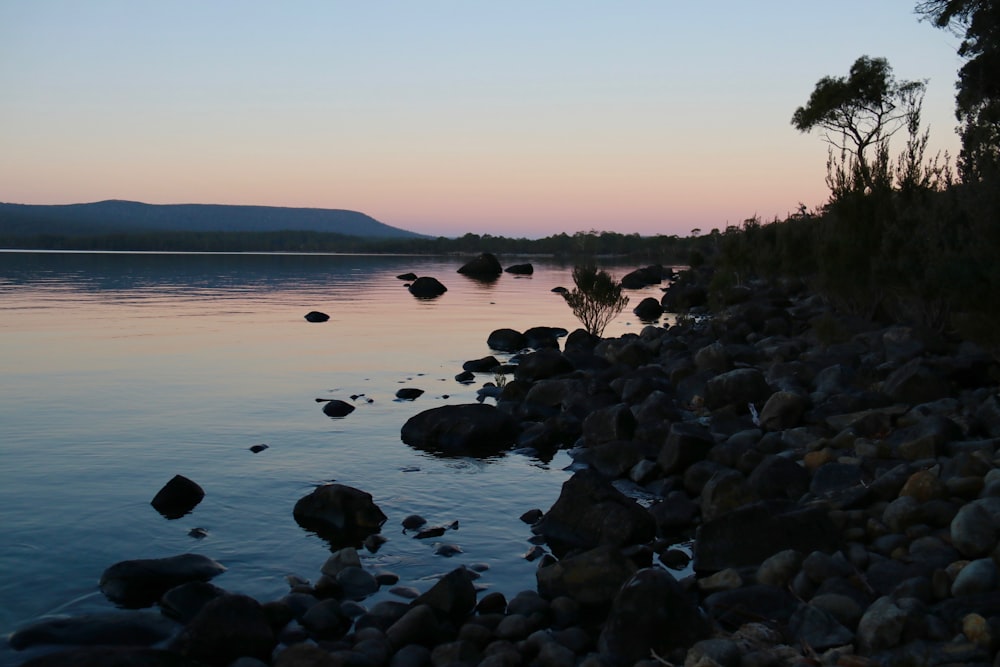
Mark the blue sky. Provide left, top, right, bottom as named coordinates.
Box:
left=0, top=1, right=965, bottom=237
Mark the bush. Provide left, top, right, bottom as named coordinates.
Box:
left=562, top=266, right=629, bottom=337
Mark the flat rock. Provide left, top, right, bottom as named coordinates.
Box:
left=99, top=554, right=226, bottom=608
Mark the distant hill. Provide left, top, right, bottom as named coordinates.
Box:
left=0, top=200, right=427, bottom=239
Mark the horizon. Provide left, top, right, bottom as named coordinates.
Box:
left=1, top=2, right=964, bottom=238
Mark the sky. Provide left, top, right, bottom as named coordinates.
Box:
left=0, top=1, right=967, bottom=238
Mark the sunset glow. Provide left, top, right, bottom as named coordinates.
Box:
left=1, top=1, right=963, bottom=237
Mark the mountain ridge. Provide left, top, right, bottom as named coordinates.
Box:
left=0, top=200, right=428, bottom=239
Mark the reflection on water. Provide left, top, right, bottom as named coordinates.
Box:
left=0, top=251, right=667, bottom=666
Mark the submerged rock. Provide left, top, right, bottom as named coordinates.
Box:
left=293, top=483, right=387, bottom=548
left=400, top=403, right=518, bottom=456
left=99, top=553, right=226, bottom=608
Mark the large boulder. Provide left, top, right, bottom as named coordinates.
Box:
left=457, top=253, right=502, bottom=278
left=408, top=276, right=448, bottom=298
left=505, top=263, right=534, bottom=275
left=487, top=328, right=526, bottom=352
left=411, top=566, right=478, bottom=624
left=704, top=367, right=772, bottom=410
left=533, top=469, right=655, bottom=556
left=620, top=266, right=664, bottom=289
left=598, top=568, right=710, bottom=666
left=632, top=297, right=664, bottom=321
left=400, top=403, right=519, bottom=456
left=293, top=484, right=387, bottom=548
left=99, top=554, right=226, bottom=608
left=536, top=544, right=637, bottom=608
left=9, top=611, right=178, bottom=651
left=513, top=348, right=574, bottom=382
left=150, top=475, right=205, bottom=519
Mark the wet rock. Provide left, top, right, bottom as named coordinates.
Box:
left=524, top=326, right=565, bottom=349
left=533, top=469, right=655, bottom=556
left=293, top=484, right=387, bottom=548
left=487, top=328, right=526, bottom=352
left=462, top=356, right=501, bottom=372
left=99, top=553, right=226, bottom=608
left=150, top=475, right=205, bottom=520
left=171, top=593, right=276, bottom=665
left=9, top=611, right=179, bottom=651
left=322, top=399, right=356, bottom=418
left=402, top=514, right=427, bottom=530
left=396, top=388, right=424, bottom=400
left=513, top=348, right=574, bottom=382
left=300, top=598, right=352, bottom=640
left=397, top=272, right=418, bottom=281
left=505, top=263, right=534, bottom=275
left=457, top=253, right=503, bottom=278
left=632, top=297, right=663, bottom=321
left=401, top=403, right=519, bottom=456
left=408, top=276, right=448, bottom=298
left=159, top=581, right=227, bottom=623
left=248, top=444, right=268, bottom=453
left=337, top=566, right=380, bottom=600
left=304, top=310, right=330, bottom=323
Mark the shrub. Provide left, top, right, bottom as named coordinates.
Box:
left=562, top=265, right=629, bottom=337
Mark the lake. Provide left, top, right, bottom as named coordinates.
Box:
left=0, top=251, right=669, bottom=664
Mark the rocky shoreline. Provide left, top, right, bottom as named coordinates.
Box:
left=11, top=268, right=1000, bottom=667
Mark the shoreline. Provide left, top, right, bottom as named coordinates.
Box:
left=11, top=268, right=1000, bottom=666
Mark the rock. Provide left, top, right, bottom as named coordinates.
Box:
left=487, top=328, right=526, bottom=352
left=700, top=469, right=756, bottom=521
left=536, top=544, right=637, bottom=608
left=787, top=603, right=854, bottom=652
left=581, top=403, right=636, bottom=447
left=950, top=497, right=1000, bottom=558
left=705, top=368, right=771, bottom=411
left=703, top=584, right=800, bottom=629
left=412, top=567, right=477, bottom=624
left=757, top=391, right=808, bottom=431
left=524, top=326, right=565, bottom=349
left=304, top=311, right=330, bottom=323
left=881, top=358, right=952, bottom=405
left=457, top=253, right=503, bottom=278
left=462, top=356, right=501, bottom=372
left=9, top=611, right=179, bottom=650
left=171, top=593, right=276, bottom=665
left=396, top=388, right=424, bottom=400
left=14, top=647, right=200, bottom=666
left=385, top=604, right=443, bottom=648
left=150, top=475, right=205, bottom=519
left=397, top=272, right=418, bottom=281
left=597, top=567, right=708, bottom=666
left=505, top=263, right=534, bottom=275
left=337, top=566, right=380, bottom=600
left=756, top=549, right=803, bottom=588
left=533, top=469, right=655, bottom=556
left=408, top=276, right=448, bottom=298
left=400, top=403, right=519, bottom=456
left=620, top=266, right=664, bottom=289
left=99, top=553, right=226, bottom=608
left=632, top=297, right=663, bottom=321
left=657, top=422, right=714, bottom=475
left=293, top=484, right=387, bottom=548
left=159, top=581, right=227, bottom=623
left=856, top=596, right=906, bottom=654
left=585, top=440, right=644, bottom=479
left=747, top=455, right=810, bottom=501
left=513, top=348, right=574, bottom=382
left=402, top=514, right=427, bottom=530
left=300, top=598, right=352, bottom=640
left=952, top=558, right=999, bottom=596
left=248, top=444, right=268, bottom=453
left=322, top=399, right=356, bottom=418
left=693, top=500, right=841, bottom=573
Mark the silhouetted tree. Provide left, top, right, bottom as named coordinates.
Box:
left=562, top=266, right=629, bottom=337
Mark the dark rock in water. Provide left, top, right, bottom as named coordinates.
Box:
left=487, top=328, right=526, bottom=352
left=524, top=326, right=565, bottom=349
left=533, top=469, right=655, bottom=556
left=171, top=593, right=275, bottom=665
left=395, top=388, right=424, bottom=400
left=402, top=514, right=427, bottom=530
left=408, top=276, right=448, bottom=298
left=520, top=508, right=543, bottom=524
left=661, top=281, right=707, bottom=311
left=293, top=483, right=387, bottom=548
left=620, top=266, right=664, bottom=289
left=412, top=567, right=477, bottom=624
left=536, top=544, right=636, bottom=608
left=159, top=581, right=227, bottom=623
left=693, top=500, right=841, bottom=572
left=414, top=526, right=446, bottom=539
left=505, top=263, right=534, bottom=275
left=462, top=356, right=501, bottom=372
left=400, top=403, right=518, bottom=456
left=454, top=370, right=476, bottom=384
left=552, top=286, right=568, bottom=294
left=8, top=611, right=179, bottom=650
left=322, top=399, right=356, bottom=418
left=304, top=310, right=330, bottom=323
left=599, top=567, right=710, bottom=664
left=457, top=252, right=503, bottom=277
left=14, top=647, right=197, bottom=666
left=632, top=296, right=664, bottom=321
left=248, top=443, right=268, bottom=453
left=150, top=475, right=205, bottom=519
left=99, top=553, right=226, bottom=608
left=300, top=598, right=352, bottom=640
left=397, top=272, right=418, bottom=281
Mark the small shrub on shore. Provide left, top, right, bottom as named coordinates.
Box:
left=562, top=265, right=629, bottom=337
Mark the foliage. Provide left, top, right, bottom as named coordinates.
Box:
left=562, top=265, right=629, bottom=337
left=792, top=56, right=926, bottom=193
left=917, top=0, right=1000, bottom=181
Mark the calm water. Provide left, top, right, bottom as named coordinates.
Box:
left=0, top=251, right=667, bottom=663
